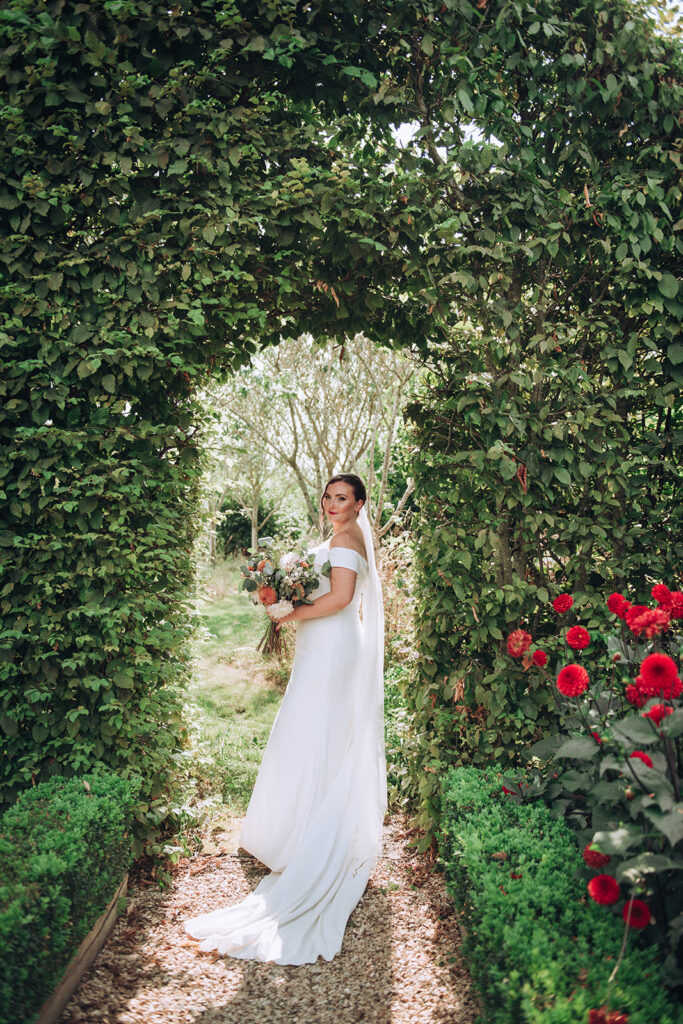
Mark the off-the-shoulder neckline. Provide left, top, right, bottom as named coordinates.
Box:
left=324, top=538, right=368, bottom=565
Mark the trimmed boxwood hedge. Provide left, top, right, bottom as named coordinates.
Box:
left=0, top=771, right=136, bottom=1024
left=440, top=767, right=681, bottom=1024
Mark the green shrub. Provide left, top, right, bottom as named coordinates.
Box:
left=500, top=589, right=683, bottom=980
left=440, top=767, right=681, bottom=1024
left=0, top=771, right=135, bottom=1024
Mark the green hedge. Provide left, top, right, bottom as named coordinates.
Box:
left=0, top=771, right=135, bottom=1024
left=440, top=767, right=681, bottom=1024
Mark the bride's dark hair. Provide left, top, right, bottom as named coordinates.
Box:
left=319, top=473, right=367, bottom=531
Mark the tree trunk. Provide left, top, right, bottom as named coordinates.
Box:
left=251, top=507, right=259, bottom=552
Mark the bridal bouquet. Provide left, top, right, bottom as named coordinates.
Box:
left=240, top=540, right=330, bottom=657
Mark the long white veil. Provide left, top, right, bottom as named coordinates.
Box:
left=356, top=505, right=387, bottom=859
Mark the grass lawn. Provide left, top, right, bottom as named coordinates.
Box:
left=185, top=558, right=290, bottom=823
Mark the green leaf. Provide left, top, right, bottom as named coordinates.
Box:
left=617, top=852, right=683, bottom=883
left=643, top=807, right=683, bottom=847
left=101, top=374, right=116, bottom=393
left=611, top=716, right=658, bottom=744
left=457, top=87, right=474, bottom=114
left=660, top=710, right=683, bottom=738
left=591, top=826, right=640, bottom=856
left=555, top=736, right=601, bottom=760
left=421, top=33, right=434, bottom=56
left=167, top=159, right=188, bottom=176
left=658, top=273, right=679, bottom=299
left=667, top=343, right=683, bottom=366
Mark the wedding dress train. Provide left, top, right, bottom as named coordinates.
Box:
left=184, top=512, right=386, bottom=965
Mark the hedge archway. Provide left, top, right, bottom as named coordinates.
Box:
left=1, top=0, right=680, bottom=852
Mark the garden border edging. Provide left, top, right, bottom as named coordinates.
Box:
left=35, top=873, right=128, bottom=1024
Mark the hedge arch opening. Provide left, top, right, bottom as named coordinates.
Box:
left=1, top=0, right=680, bottom=852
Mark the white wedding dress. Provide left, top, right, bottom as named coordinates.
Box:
left=184, top=512, right=386, bottom=965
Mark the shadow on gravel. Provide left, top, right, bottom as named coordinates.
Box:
left=188, top=878, right=393, bottom=1024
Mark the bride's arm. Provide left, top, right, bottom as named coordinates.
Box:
left=278, top=567, right=357, bottom=623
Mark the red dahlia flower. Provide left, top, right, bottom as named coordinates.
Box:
left=637, top=653, right=681, bottom=698
left=642, top=704, right=673, bottom=726
left=583, top=843, right=611, bottom=868
left=553, top=593, right=573, bottom=613
left=588, top=874, right=620, bottom=905
left=669, top=591, right=683, bottom=619
left=532, top=649, right=548, bottom=667
left=557, top=664, right=590, bottom=697
left=566, top=625, right=591, bottom=650
left=622, top=899, right=651, bottom=929
left=626, top=606, right=671, bottom=639
left=606, top=592, right=630, bottom=618
left=625, top=684, right=647, bottom=708
left=624, top=603, right=648, bottom=629
left=629, top=750, right=653, bottom=769
left=651, top=583, right=672, bottom=607
left=507, top=629, right=532, bottom=658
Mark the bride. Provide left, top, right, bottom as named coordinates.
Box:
left=184, top=473, right=387, bottom=965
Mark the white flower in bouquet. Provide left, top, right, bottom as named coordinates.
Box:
left=267, top=599, right=294, bottom=622
left=279, top=552, right=299, bottom=572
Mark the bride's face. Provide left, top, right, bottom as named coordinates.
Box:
left=321, top=482, right=362, bottom=528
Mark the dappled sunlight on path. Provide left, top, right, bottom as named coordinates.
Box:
left=59, top=817, right=478, bottom=1024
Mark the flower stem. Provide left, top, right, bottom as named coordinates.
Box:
left=605, top=904, right=631, bottom=1007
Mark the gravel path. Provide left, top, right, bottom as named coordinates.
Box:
left=59, top=815, right=479, bottom=1024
